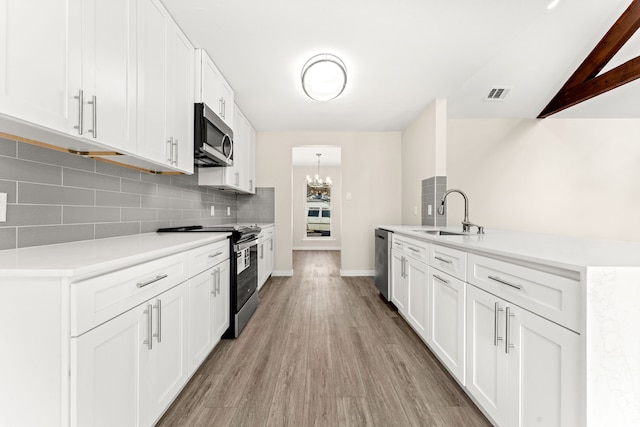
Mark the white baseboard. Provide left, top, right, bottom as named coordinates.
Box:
left=272, top=270, right=293, bottom=277
left=292, top=246, right=341, bottom=251
left=340, top=270, right=375, bottom=277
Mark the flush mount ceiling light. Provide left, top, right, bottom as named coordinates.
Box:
left=306, top=153, right=332, bottom=188
left=301, top=53, right=347, bottom=101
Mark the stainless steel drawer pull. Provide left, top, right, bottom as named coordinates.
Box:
left=505, top=307, right=515, bottom=353
left=215, top=267, right=221, bottom=294
left=73, top=90, right=83, bottom=135
left=173, top=139, right=179, bottom=165
left=488, top=275, right=522, bottom=290
left=153, top=299, right=162, bottom=343
left=208, top=252, right=223, bottom=258
left=433, top=274, right=449, bottom=285
left=136, top=273, right=168, bottom=288
left=408, top=247, right=421, bottom=253
left=143, top=304, right=153, bottom=350
left=494, top=302, right=504, bottom=346
left=434, top=256, right=453, bottom=264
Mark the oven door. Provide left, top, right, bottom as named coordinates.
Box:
left=235, top=238, right=258, bottom=312
left=194, top=103, right=233, bottom=167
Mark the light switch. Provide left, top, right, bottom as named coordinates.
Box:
left=210, top=206, right=215, bottom=216
left=428, top=205, right=432, bottom=216
left=413, top=206, right=418, bottom=216
left=227, top=206, right=231, bottom=216
left=346, top=192, right=352, bottom=200
left=0, top=193, right=6, bottom=222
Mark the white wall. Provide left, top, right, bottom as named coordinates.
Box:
left=255, top=132, right=402, bottom=275
left=401, top=99, right=447, bottom=224
left=447, top=118, right=640, bottom=242
left=292, top=165, right=341, bottom=250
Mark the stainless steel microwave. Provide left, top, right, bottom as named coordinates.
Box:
left=194, top=102, right=233, bottom=167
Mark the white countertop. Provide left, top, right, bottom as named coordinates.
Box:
left=380, top=225, right=640, bottom=271
left=0, top=232, right=230, bottom=278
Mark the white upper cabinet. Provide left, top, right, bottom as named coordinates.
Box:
left=137, top=0, right=193, bottom=174
left=75, top=0, right=138, bottom=153
left=195, top=49, right=234, bottom=129
left=0, top=0, right=74, bottom=132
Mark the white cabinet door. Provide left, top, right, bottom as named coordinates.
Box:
left=166, top=19, right=194, bottom=173
left=0, top=0, right=74, bottom=132
left=212, top=260, right=230, bottom=341
left=247, top=124, right=256, bottom=193
left=267, top=237, right=274, bottom=279
left=147, top=283, right=190, bottom=424
left=199, top=51, right=223, bottom=115
left=136, top=0, right=169, bottom=166
left=429, top=270, right=465, bottom=383
left=72, top=303, right=149, bottom=427
left=188, top=268, right=215, bottom=373
left=391, top=250, right=408, bottom=315
left=466, top=284, right=508, bottom=426
left=406, top=257, right=429, bottom=340
left=506, top=304, right=581, bottom=427
left=80, top=0, right=137, bottom=153
left=220, top=80, right=234, bottom=128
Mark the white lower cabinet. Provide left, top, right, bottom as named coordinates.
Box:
left=466, top=284, right=580, bottom=427
left=405, top=257, right=429, bottom=340
left=391, top=248, right=408, bottom=315
left=72, top=282, right=189, bottom=427
left=428, top=269, right=465, bottom=383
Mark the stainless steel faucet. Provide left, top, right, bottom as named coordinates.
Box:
left=438, top=189, right=484, bottom=234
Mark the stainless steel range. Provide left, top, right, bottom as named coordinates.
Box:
left=157, top=224, right=261, bottom=337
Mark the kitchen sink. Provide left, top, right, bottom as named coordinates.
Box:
left=412, top=229, right=468, bottom=236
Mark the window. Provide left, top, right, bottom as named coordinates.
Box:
left=306, top=185, right=331, bottom=237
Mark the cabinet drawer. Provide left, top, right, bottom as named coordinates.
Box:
left=258, top=226, right=274, bottom=243
left=188, top=239, right=229, bottom=277
left=392, top=234, right=429, bottom=263
left=430, top=244, right=467, bottom=281
left=467, top=254, right=580, bottom=332
left=71, top=252, right=187, bottom=336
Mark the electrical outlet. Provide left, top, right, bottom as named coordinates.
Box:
left=0, top=193, right=6, bottom=222
left=413, top=206, right=418, bottom=216
left=210, top=206, right=215, bottom=216
left=227, top=206, right=231, bottom=216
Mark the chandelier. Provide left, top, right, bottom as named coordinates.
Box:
left=306, top=153, right=332, bottom=188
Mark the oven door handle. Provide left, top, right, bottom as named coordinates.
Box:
left=234, top=237, right=258, bottom=252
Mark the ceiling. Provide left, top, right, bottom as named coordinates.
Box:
left=292, top=147, right=341, bottom=167
left=162, top=0, right=636, bottom=131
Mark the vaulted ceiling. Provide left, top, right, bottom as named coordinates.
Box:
left=162, top=0, right=636, bottom=131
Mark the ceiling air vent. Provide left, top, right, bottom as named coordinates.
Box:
left=485, top=87, right=511, bottom=101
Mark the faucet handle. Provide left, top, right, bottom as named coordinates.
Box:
left=477, top=226, right=485, bottom=234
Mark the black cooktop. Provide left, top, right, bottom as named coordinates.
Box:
left=157, top=224, right=261, bottom=240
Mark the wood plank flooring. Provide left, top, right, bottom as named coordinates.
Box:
left=156, top=250, right=491, bottom=427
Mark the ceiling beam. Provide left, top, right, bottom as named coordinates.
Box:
left=538, top=0, right=640, bottom=118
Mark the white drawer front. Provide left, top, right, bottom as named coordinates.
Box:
left=259, top=227, right=274, bottom=243
left=392, top=234, right=429, bottom=263
left=468, top=254, right=580, bottom=332
left=71, top=252, right=187, bottom=336
left=430, top=244, right=467, bottom=281
left=188, top=239, right=229, bottom=277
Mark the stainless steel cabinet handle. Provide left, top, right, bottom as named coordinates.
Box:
left=260, top=244, right=264, bottom=259
left=173, top=139, right=178, bottom=165
left=433, top=274, right=449, bottom=285
left=235, top=171, right=240, bottom=186
left=167, top=137, right=174, bottom=164
left=87, top=95, right=97, bottom=138
left=488, top=275, right=522, bottom=290
left=143, top=304, right=153, bottom=350
left=434, top=256, right=453, bottom=264
left=505, top=307, right=515, bottom=353
left=210, top=269, right=217, bottom=295
left=249, top=179, right=253, bottom=192
left=219, top=97, right=223, bottom=117
left=208, top=251, right=223, bottom=258
left=494, top=302, right=504, bottom=346
left=136, top=273, right=168, bottom=288
left=270, top=239, right=273, bottom=250
left=153, top=299, right=162, bottom=343
left=73, top=90, right=83, bottom=135
left=408, top=247, right=421, bottom=254
left=222, top=99, right=226, bottom=119
left=215, top=267, right=221, bottom=294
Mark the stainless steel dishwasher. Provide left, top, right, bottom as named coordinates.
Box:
left=374, top=228, right=392, bottom=301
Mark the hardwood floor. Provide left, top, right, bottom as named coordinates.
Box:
left=156, top=250, right=491, bottom=427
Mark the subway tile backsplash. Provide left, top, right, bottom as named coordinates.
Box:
left=422, top=176, right=447, bottom=227
left=0, top=137, right=243, bottom=249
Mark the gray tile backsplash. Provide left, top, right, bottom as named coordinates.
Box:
left=0, top=138, right=242, bottom=249
left=422, top=176, right=447, bottom=227
left=237, top=187, right=275, bottom=224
